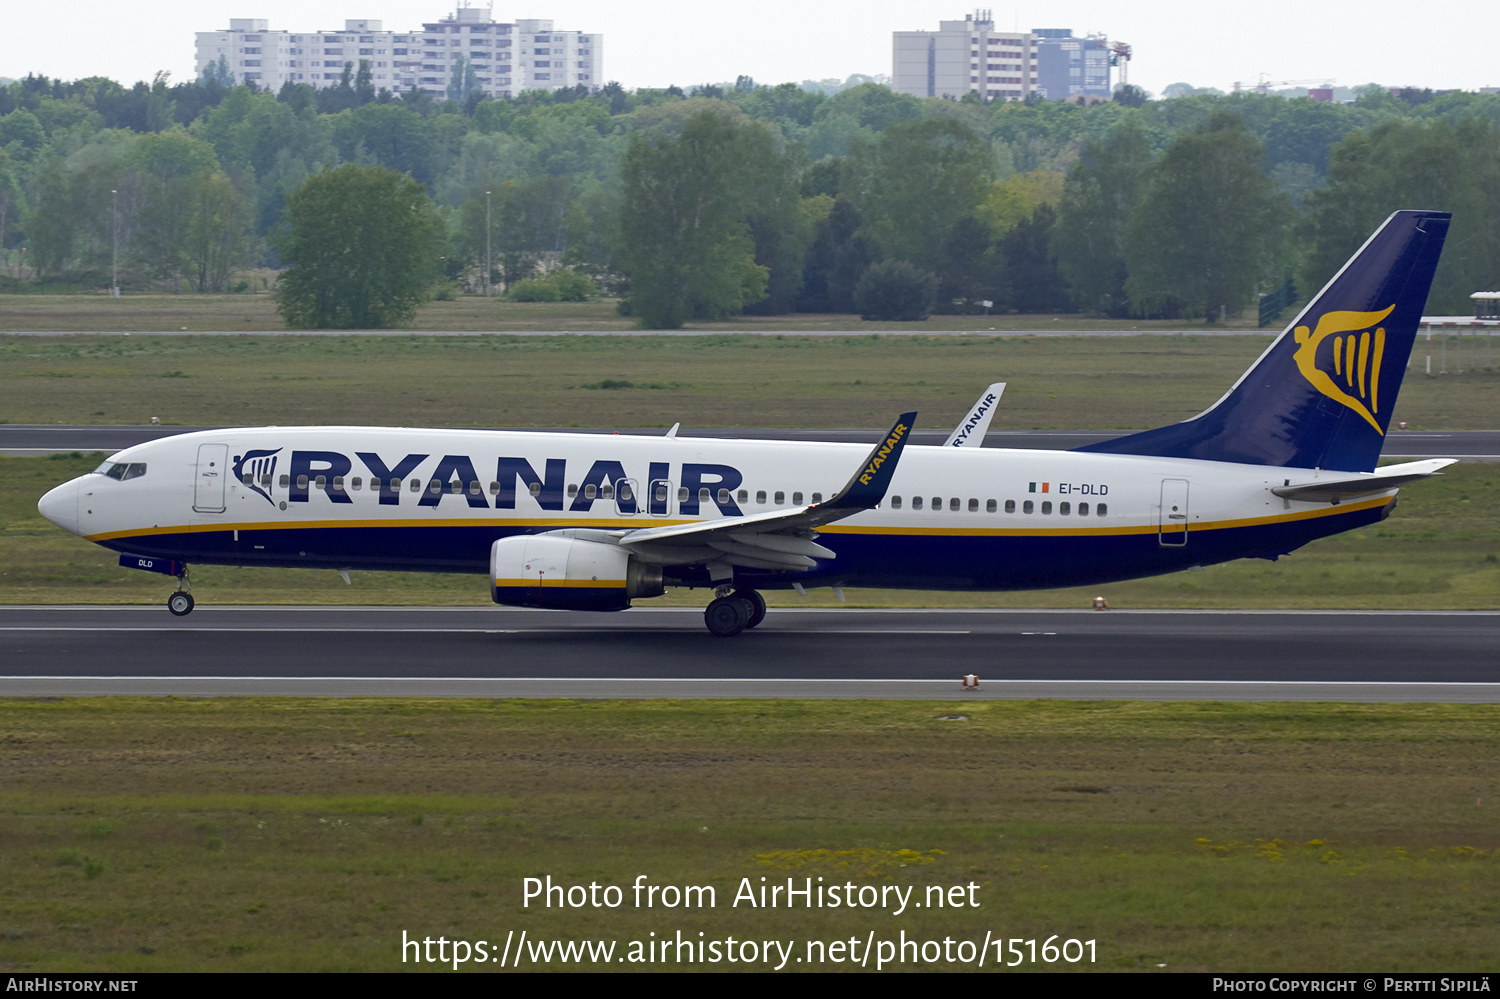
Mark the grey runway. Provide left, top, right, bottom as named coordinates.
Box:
left=3, top=606, right=1497, bottom=701
left=6, top=424, right=1497, bottom=460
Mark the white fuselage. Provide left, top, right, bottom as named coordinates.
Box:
left=39, top=426, right=1396, bottom=592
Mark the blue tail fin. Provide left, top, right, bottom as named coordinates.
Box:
left=1077, top=210, right=1450, bottom=472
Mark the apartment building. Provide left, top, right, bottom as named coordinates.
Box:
left=892, top=11, right=1037, bottom=101
left=194, top=7, right=602, bottom=99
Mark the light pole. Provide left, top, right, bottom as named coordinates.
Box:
left=110, top=189, right=119, bottom=298
left=485, top=190, right=492, bottom=298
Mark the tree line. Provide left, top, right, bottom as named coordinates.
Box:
left=3, top=69, right=1499, bottom=325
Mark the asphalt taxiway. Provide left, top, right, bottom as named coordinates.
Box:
left=3, top=607, right=1497, bottom=701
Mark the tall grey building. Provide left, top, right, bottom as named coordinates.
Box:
left=1032, top=29, right=1112, bottom=101
left=891, top=11, right=1037, bottom=101
left=195, top=7, right=601, bottom=99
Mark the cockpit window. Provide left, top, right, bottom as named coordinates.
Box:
left=93, top=462, right=146, bottom=480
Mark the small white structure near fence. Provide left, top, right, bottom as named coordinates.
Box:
left=1416, top=292, right=1500, bottom=374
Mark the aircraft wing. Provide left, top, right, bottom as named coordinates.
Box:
left=614, top=412, right=916, bottom=572
left=943, top=383, right=1005, bottom=447
left=1270, top=458, right=1456, bottom=502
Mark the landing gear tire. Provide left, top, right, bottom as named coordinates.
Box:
left=734, top=589, right=767, bottom=629
left=167, top=592, right=195, bottom=616
left=704, top=595, right=750, bottom=637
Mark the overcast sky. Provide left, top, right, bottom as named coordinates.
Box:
left=3, top=0, right=1494, bottom=98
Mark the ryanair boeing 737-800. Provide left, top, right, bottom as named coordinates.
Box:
left=38, top=211, right=1454, bottom=636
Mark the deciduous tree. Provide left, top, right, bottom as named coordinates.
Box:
left=272, top=164, right=444, bottom=328
left=1124, top=113, right=1288, bottom=322
left=614, top=111, right=768, bottom=329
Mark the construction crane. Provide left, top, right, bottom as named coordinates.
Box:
left=1109, top=41, right=1133, bottom=86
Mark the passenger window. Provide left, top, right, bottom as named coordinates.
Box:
left=1060, top=501, right=1070, bottom=515
left=792, top=491, right=803, bottom=505
left=568, top=484, right=579, bottom=498
left=1079, top=502, right=1089, bottom=516
left=931, top=497, right=941, bottom=511
left=891, top=495, right=902, bottom=509
left=409, top=478, right=421, bottom=492
left=333, top=476, right=345, bottom=491
left=351, top=477, right=362, bottom=490
left=986, top=499, right=997, bottom=513
left=678, top=487, right=688, bottom=502
left=314, top=475, right=326, bottom=490
left=1023, top=500, right=1034, bottom=514
left=1042, top=501, right=1052, bottom=514
left=655, top=483, right=668, bottom=502
left=584, top=483, right=597, bottom=499
left=716, top=488, right=729, bottom=503
left=602, top=484, right=614, bottom=500
left=968, top=498, right=978, bottom=512
left=1005, top=499, right=1015, bottom=513
left=756, top=490, right=767, bottom=504
left=946, top=497, right=957, bottom=511
left=242, top=474, right=254, bottom=486
left=470, top=481, right=482, bottom=497
left=699, top=487, right=711, bottom=502
left=428, top=480, right=442, bottom=495
left=811, top=492, right=822, bottom=504
left=615, top=483, right=629, bottom=501
left=737, top=489, right=748, bottom=502
left=297, top=475, right=309, bottom=490
left=280, top=474, right=291, bottom=488
left=1097, top=503, right=1108, bottom=517
left=774, top=491, right=785, bottom=505
left=490, top=481, right=501, bottom=496
left=912, top=496, right=923, bottom=510
left=393, top=478, right=403, bottom=493
left=261, top=474, right=272, bottom=487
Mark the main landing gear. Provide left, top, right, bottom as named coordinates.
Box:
left=167, top=567, right=195, bottom=616
left=704, top=587, right=766, bottom=638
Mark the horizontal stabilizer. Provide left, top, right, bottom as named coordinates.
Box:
left=1271, top=458, right=1456, bottom=502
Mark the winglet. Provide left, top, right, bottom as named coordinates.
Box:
left=821, top=412, right=917, bottom=511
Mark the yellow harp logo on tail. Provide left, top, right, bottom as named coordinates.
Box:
left=1291, top=305, right=1395, bottom=436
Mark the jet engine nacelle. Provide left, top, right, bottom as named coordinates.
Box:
left=490, top=534, right=664, bottom=611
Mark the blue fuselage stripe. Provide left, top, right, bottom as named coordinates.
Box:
left=102, top=503, right=1387, bottom=591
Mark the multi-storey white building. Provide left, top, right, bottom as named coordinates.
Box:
left=413, top=8, right=600, bottom=98
left=195, top=7, right=602, bottom=99
left=892, top=11, right=1037, bottom=101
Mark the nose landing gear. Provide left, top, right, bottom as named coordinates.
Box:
left=703, top=587, right=766, bottom=637
left=167, top=568, right=195, bottom=616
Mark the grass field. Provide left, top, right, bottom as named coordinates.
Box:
left=3, top=315, right=1497, bottom=975
left=0, top=292, right=1275, bottom=333
left=1, top=698, right=1496, bottom=972
left=3, top=331, right=1497, bottom=431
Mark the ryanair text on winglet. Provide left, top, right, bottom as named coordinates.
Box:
left=858, top=423, right=909, bottom=486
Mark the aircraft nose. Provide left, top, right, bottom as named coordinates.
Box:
left=38, top=479, right=81, bottom=536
